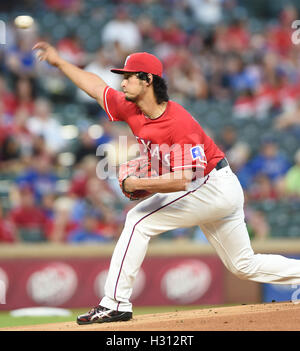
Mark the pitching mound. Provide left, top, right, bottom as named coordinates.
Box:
left=1, top=301, right=300, bottom=331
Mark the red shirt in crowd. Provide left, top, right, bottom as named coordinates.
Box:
left=9, top=206, right=49, bottom=233
left=0, top=218, right=15, bottom=243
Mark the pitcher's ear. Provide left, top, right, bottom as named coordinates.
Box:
left=147, top=73, right=153, bottom=85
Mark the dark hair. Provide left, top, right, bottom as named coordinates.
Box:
left=136, top=72, right=169, bottom=104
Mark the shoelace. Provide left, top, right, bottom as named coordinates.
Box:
left=89, top=306, right=102, bottom=314
left=90, top=306, right=113, bottom=321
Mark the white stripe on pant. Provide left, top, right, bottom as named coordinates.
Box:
left=100, top=166, right=300, bottom=312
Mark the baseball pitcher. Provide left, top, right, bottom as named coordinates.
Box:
left=33, top=42, right=300, bottom=325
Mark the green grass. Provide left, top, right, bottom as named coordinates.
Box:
left=0, top=305, right=210, bottom=328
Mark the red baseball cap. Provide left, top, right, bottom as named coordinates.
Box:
left=111, top=52, right=163, bottom=77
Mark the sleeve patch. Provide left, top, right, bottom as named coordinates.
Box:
left=190, top=145, right=207, bottom=164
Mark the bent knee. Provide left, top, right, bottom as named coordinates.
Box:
left=124, top=209, right=150, bottom=236
left=124, top=207, right=142, bottom=227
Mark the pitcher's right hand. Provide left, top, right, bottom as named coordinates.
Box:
left=33, top=41, right=62, bottom=67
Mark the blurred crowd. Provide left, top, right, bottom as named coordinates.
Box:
left=0, top=0, right=300, bottom=244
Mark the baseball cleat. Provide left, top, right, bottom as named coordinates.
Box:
left=76, top=305, right=132, bottom=325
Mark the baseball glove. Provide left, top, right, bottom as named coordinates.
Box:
left=119, top=156, right=155, bottom=200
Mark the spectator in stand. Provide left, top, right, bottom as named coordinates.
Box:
left=94, top=116, right=115, bottom=146
left=0, top=135, right=21, bottom=173
left=266, top=5, right=298, bottom=57
left=30, top=134, right=49, bottom=157
left=201, top=51, right=232, bottom=100
left=67, top=212, right=113, bottom=244
left=283, top=149, right=300, bottom=198
left=244, top=205, right=270, bottom=240
left=217, top=125, right=238, bottom=153
left=13, top=153, right=58, bottom=205
left=163, top=47, right=208, bottom=100
left=253, top=56, right=285, bottom=119
left=168, top=54, right=208, bottom=100
left=214, top=19, right=250, bottom=54
left=5, top=25, right=38, bottom=79
left=9, top=107, right=35, bottom=162
left=69, top=155, right=99, bottom=199
left=44, top=0, right=82, bottom=14
left=26, top=97, right=66, bottom=154
left=11, top=77, right=35, bottom=116
left=73, top=131, right=98, bottom=165
left=186, top=0, right=223, bottom=26
left=216, top=125, right=250, bottom=173
left=69, top=176, right=122, bottom=240
left=275, top=98, right=300, bottom=136
left=226, top=142, right=250, bottom=174
left=151, top=19, right=187, bottom=47
left=226, top=19, right=251, bottom=53
left=0, top=203, right=15, bottom=243
left=0, top=100, right=15, bottom=154
left=72, top=121, right=115, bottom=170
left=9, top=185, right=50, bottom=242
left=248, top=174, right=279, bottom=201
left=40, top=192, right=56, bottom=220
left=237, top=136, right=291, bottom=191
left=233, top=89, right=256, bottom=119
left=162, top=46, right=191, bottom=73
left=232, top=55, right=300, bottom=120
left=278, top=75, right=300, bottom=114
left=136, top=15, right=156, bottom=48
left=57, top=33, right=86, bottom=68
left=0, top=100, right=35, bottom=169
left=70, top=176, right=117, bottom=224
left=48, top=196, right=78, bottom=242
left=101, top=6, right=142, bottom=54
left=0, top=75, right=16, bottom=116
left=224, top=54, right=258, bottom=97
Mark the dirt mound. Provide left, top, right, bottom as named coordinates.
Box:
left=1, top=301, right=300, bottom=331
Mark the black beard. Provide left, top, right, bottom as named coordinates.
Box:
left=125, top=95, right=137, bottom=103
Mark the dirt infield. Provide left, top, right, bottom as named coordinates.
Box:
left=1, top=301, right=300, bottom=331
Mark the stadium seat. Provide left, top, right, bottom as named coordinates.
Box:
left=18, top=228, right=47, bottom=243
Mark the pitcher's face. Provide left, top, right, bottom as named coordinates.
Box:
left=121, top=73, right=146, bottom=102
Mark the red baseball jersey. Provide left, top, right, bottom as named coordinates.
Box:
left=103, top=86, right=224, bottom=177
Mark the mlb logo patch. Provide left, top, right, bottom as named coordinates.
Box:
left=191, top=145, right=206, bottom=162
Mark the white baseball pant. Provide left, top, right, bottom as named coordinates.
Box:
left=100, top=166, right=300, bottom=312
